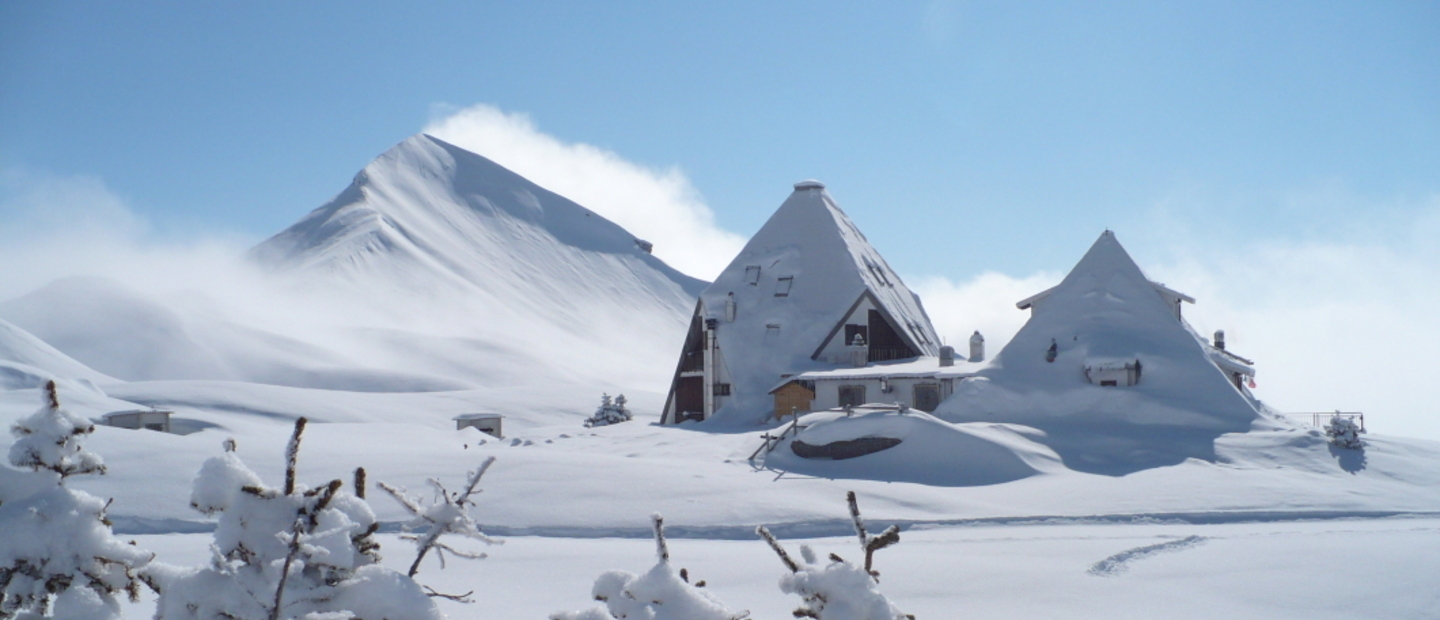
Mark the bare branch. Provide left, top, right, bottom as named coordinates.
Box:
left=454, top=456, right=496, bottom=506
left=376, top=481, right=424, bottom=516
left=423, top=585, right=475, bottom=603
left=757, top=526, right=799, bottom=573
left=45, top=380, right=59, bottom=410
left=268, top=518, right=305, bottom=620
left=846, top=491, right=867, bottom=548
left=353, top=467, right=367, bottom=499
left=652, top=513, right=669, bottom=564
left=283, top=418, right=308, bottom=496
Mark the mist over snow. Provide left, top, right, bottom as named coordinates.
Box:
left=422, top=103, right=746, bottom=281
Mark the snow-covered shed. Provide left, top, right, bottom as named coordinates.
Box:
left=661, top=180, right=941, bottom=425
left=454, top=412, right=503, bottom=438
left=101, top=409, right=173, bottom=433
left=770, top=355, right=980, bottom=418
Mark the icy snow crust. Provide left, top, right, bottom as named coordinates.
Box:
left=696, top=184, right=940, bottom=424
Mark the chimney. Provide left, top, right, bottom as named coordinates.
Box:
left=969, top=330, right=985, bottom=362
left=1214, top=329, right=1226, bottom=350
left=939, top=345, right=955, bottom=367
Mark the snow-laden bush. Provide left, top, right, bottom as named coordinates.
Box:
left=584, top=394, right=632, bottom=428
left=1325, top=414, right=1365, bottom=449
left=0, top=381, right=152, bottom=620
left=147, top=418, right=440, bottom=620
left=378, top=456, right=501, bottom=601
left=758, top=492, right=912, bottom=620
left=550, top=514, right=748, bottom=620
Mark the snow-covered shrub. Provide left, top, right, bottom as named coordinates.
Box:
left=0, top=380, right=152, bottom=620
left=550, top=514, right=748, bottom=620
left=584, top=394, right=632, bottom=428
left=378, top=456, right=501, bottom=596
left=757, top=492, right=912, bottom=620
left=1325, top=414, right=1365, bottom=449
left=148, top=418, right=440, bottom=620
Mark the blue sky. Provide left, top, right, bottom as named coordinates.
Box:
left=2, top=1, right=1439, bottom=438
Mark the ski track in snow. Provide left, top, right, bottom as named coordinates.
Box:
left=1087, top=535, right=1208, bottom=576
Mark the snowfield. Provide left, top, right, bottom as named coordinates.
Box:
left=118, top=518, right=1440, bottom=620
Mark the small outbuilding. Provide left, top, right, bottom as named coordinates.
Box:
left=770, top=356, right=979, bottom=418
left=454, top=413, right=503, bottom=438
left=101, top=409, right=173, bottom=433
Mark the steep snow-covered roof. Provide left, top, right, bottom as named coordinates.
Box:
left=1015, top=235, right=1196, bottom=311
left=698, top=182, right=939, bottom=423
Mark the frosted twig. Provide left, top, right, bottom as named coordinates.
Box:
left=756, top=526, right=798, bottom=573
left=652, top=513, right=670, bottom=563
left=283, top=418, right=307, bottom=495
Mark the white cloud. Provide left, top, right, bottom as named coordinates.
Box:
left=422, top=103, right=745, bottom=281
left=911, top=270, right=1061, bottom=357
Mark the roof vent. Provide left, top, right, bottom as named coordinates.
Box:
left=793, top=180, right=826, bottom=191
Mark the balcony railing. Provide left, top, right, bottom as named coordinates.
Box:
left=679, top=352, right=704, bottom=373
left=868, top=346, right=917, bottom=363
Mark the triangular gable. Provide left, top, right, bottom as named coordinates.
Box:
left=809, top=289, right=927, bottom=361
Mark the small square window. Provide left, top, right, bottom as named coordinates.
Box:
left=775, top=276, right=794, bottom=297
left=745, top=266, right=761, bottom=286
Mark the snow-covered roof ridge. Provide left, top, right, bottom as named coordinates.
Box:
left=1015, top=230, right=1193, bottom=311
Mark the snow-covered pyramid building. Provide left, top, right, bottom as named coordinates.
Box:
left=938, top=231, right=1262, bottom=474
left=661, top=180, right=940, bottom=426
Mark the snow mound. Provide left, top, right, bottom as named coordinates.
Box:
left=765, top=407, right=1062, bottom=486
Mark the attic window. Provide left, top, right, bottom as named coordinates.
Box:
left=775, top=276, right=794, bottom=297
left=745, top=266, right=761, bottom=286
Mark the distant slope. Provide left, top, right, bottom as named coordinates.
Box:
left=0, top=316, right=115, bottom=389
left=0, top=276, right=470, bottom=392
left=249, top=133, right=705, bottom=390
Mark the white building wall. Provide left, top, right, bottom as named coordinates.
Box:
left=810, top=377, right=953, bottom=411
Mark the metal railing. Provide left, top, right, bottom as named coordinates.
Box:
left=868, top=346, right=916, bottom=362
left=679, top=352, right=704, bottom=373
left=1282, top=411, right=1365, bottom=432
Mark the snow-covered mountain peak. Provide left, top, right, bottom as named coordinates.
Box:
left=252, top=133, right=701, bottom=294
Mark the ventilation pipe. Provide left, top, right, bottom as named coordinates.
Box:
left=969, top=330, right=985, bottom=362
left=1214, top=329, right=1226, bottom=350
left=939, top=345, right=955, bottom=367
